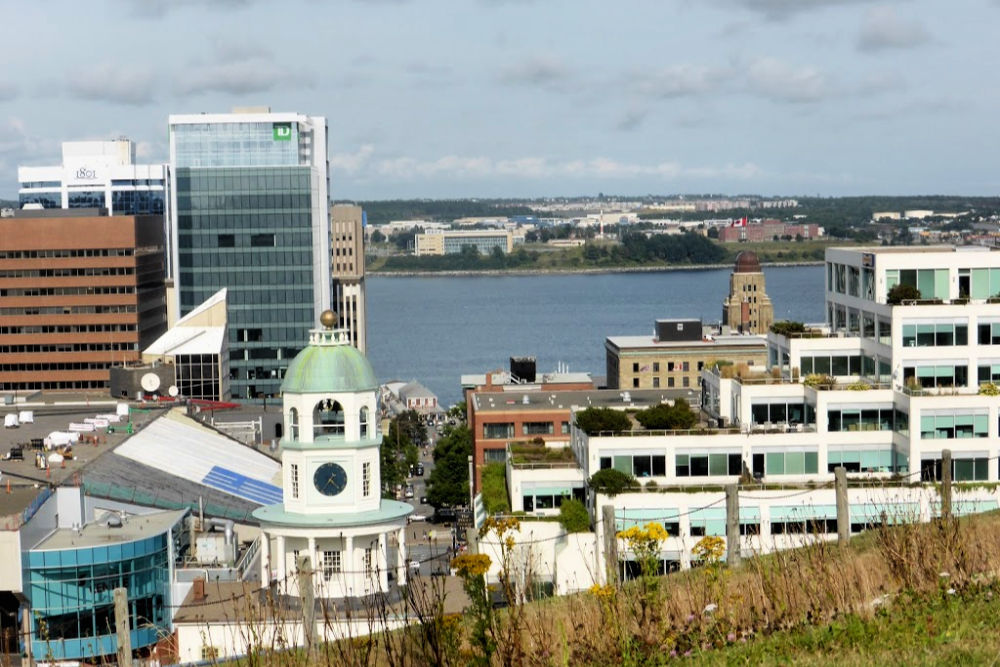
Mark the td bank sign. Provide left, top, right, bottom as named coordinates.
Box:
left=273, top=123, right=292, bottom=141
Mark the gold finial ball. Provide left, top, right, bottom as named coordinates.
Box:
left=320, top=310, right=337, bottom=329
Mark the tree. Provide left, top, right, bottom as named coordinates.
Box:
left=396, top=409, right=428, bottom=450
left=370, top=229, right=386, bottom=243
left=587, top=468, right=638, bottom=497
left=770, top=320, right=807, bottom=336
left=887, top=283, right=921, bottom=305
left=426, top=424, right=472, bottom=508
left=381, top=417, right=417, bottom=497
left=525, top=230, right=539, bottom=243
left=574, top=407, right=631, bottom=435
left=634, top=399, right=698, bottom=430
left=557, top=499, right=590, bottom=533
left=480, top=463, right=510, bottom=513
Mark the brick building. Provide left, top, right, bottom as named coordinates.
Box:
left=0, top=209, right=167, bottom=391
left=718, top=220, right=820, bottom=243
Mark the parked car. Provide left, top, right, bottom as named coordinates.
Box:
left=415, top=463, right=425, bottom=477
left=404, top=484, right=415, bottom=499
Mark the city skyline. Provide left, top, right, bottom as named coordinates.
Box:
left=1, top=0, right=997, bottom=199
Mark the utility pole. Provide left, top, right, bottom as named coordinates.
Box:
left=602, top=505, right=619, bottom=586
left=725, top=484, right=740, bottom=566
left=941, top=449, right=953, bottom=520
left=113, top=587, right=132, bottom=667
left=297, top=555, right=316, bottom=652
left=835, top=466, right=849, bottom=547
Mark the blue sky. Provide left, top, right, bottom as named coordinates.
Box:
left=1, top=0, right=997, bottom=199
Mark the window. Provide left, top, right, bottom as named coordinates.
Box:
left=919, top=411, right=988, bottom=439
left=363, top=547, right=374, bottom=578
left=676, top=452, right=742, bottom=477
left=902, top=322, right=967, bottom=347
left=322, top=550, right=342, bottom=580
left=359, top=407, right=369, bottom=439
left=523, top=421, right=554, bottom=435
left=902, top=364, right=968, bottom=389
left=682, top=377, right=689, bottom=387
left=751, top=400, right=816, bottom=426
left=761, top=450, right=819, bottom=475
left=217, top=234, right=235, bottom=247
left=978, top=323, right=1000, bottom=345
left=363, top=461, right=372, bottom=497
left=290, top=463, right=299, bottom=499
left=289, top=407, right=299, bottom=440
left=827, top=448, right=897, bottom=473
left=484, top=448, right=506, bottom=463
left=202, top=646, right=220, bottom=660
left=633, top=378, right=640, bottom=388
left=251, top=233, right=275, bottom=247
left=652, top=377, right=660, bottom=388
left=632, top=362, right=640, bottom=372
left=607, top=453, right=666, bottom=477
left=483, top=422, right=514, bottom=439
left=827, top=406, right=895, bottom=432
left=314, top=398, right=345, bottom=437
left=653, top=362, right=660, bottom=372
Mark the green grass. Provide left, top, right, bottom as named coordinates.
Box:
left=690, top=584, right=1000, bottom=666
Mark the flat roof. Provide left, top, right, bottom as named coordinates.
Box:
left=606, top=334, right=766, bottom=350
left=35, top=509, right=186, bottom=550
left=834, top=245, right=998, bottom=254
left=472, top=387, right=698, bottom=413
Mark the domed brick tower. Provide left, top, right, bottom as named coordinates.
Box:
left=722, top=251, right=774, bottom=334
left=253, top=310, right=412, bottom=600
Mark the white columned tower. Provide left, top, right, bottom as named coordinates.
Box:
left=254, top=310, right=412, bottom=600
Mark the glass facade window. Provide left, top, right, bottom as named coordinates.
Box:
left=174, top=353, right=223, bottom=400
left=885, top=268, right=948, bottom=300
left=18, top=192, right=61, bottom=208
left=675, top=452, right=742, bottom=477
left=483, top=422, right=514, bottom=439
left=173, top=122, right=303, bottom=168
left=762, top=450, right=819, bottom=475
left=523, top=421, right=554, bottom=435
left=919, top=411, right=988, bottom=439
left=26, top=531, right=173, bottom=661
left=827, top=447, right=899, bottom=473
left=978, top=364, right=1000, bottom=384
left=903, top=364, right=968, bottom=389
left=827, top=406, right=895, bottom=432
left=921, top=457, right=989, bottom=482
left=67, top=190, right=105, bottom=208
left=750, top=400, right=815, bottom=426
left=978, top=323, right=1000, bottom=345
left=800, top=353, right=867, bottom=376
left=605, top=453, right=666, bottom=477
left=174, top=165, right=317, bottom=399
left=522, top=486, right=584, bottom=512
left=111, top=189, right=165, bottom=215
left=902, top=322, right=967, bottom=347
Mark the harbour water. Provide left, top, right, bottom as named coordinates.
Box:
left=366, top=265, right=825, bottom=407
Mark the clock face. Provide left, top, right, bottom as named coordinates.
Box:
left=313, top=462, right=348, bottom=496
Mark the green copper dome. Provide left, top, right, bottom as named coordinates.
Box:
left=281, top=319, right=378, bottom=394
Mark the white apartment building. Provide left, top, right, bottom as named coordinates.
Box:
left=498, top=245, right=1000, bottom=582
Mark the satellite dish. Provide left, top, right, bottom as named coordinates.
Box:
left=168, top=385, right=179, bottom=397
left=140, top=373, right=161, bottom=392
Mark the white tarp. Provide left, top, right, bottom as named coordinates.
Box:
left=17, top=411, right=33, bottom=423
left=4, top=414, right=18, bottom=428
left=44, top=431, right=79, bottom=448
left=68, top=423, right=95, bottom=432
left=116, top=403, right=130, bottom=417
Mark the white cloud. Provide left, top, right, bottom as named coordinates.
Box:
left=744, top=56, right=834, bottom=103
left=498, top=56, right=573, bottom=91
left=858, top=6, right=930, bottom=52
left=66, top=63, right=156, bottom=106
left=124, top=0, right=256, bottom=19
left=629, top=64, right=731, bottom=99
left=331, top=146, right=763, bottom=183
left=719, top=0, right=875, bottom=21
left=0, top=81, right=17, bottom=102
left=175, top=48, right=313, bottom=96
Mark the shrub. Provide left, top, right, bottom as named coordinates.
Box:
left=979, top=382, right=1000, bottom=396
left=480, top=463, right=510, bottom=514
left=887, top=283, right=921, bottom=304
left=770, top=320, right=807, bottom=336
left=574, top=407, right=631, bottom=435
left=588, top=468, right=638, bottom=497
left=634, top=399, right=698, bottom=430
left=803, top=373, right=836, bottom=389
left=557, top=499, right=590, bottom=533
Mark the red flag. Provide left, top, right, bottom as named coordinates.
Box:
left=731, top=216, right=748, bottom=227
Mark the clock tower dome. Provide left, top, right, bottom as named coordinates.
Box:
left=253, top=311, right=412, bottom=600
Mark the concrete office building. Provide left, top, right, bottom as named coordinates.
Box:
left=605, top=318, right=767, bottom=391
left=168, top=108, right=331, bottom=400
left=722, top=251, right=774, bottom=334
left=414, top=229, right=514, bottom=256
left=490, top=245, right=1000, bottom=588
left=0, top=209, right=167, bottom=391
left=330, top=204, right=367, bottom=353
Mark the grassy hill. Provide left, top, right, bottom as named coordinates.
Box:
left=230, top=510, right=1000, bottom=665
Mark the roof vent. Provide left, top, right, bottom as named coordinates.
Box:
left=106, top=515, right=123, bottom=529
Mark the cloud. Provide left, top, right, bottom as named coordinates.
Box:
left=628, top=64, right=731, bottom=99
left=66, top=63, right=156, bottom=106
left=616, top=108, right=648, bottom=132
left=498, top=56, right=573, bottom=91
left=329, top=145, right=763, bottom=183
left=857, top=6, right=930, bottom=52
left=124, top=0, right=256, bottom=19
left=175, top=46, right=313, bottom=95
left=718, top=0, right=875, bottom=20
left=0, top=81, right=17, bottom=102
left=744, top=56, right=834, bottom=103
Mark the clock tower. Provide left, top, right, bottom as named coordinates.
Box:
left=253, top=310, right=412, bottom=600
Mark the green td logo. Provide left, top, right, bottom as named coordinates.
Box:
left=273, top=123, right=292, bottom=141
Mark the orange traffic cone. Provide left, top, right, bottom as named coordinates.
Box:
left=46, top=466, right=50, bottom=478
left=6, top=480, right=10, bottom=494
left=61, top=458, right=66, bottom=469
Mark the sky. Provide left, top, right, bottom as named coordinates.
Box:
left=0, top=0, right=997, bottom=200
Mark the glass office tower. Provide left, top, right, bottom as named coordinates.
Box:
left=168, top=110, right=331, bottom=399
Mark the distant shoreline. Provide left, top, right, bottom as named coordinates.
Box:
left=368, top=260, right=824, bottom=278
